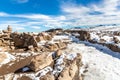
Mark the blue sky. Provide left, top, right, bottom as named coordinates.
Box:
left=0, top=0, right=120, bottom=32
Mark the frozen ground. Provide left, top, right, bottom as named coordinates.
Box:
left=65, top=41, right=120, bottom=80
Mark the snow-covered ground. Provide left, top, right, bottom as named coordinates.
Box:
left=89, top=26, right=120, bottom=31
left=64, top=42, right=120, bottom=80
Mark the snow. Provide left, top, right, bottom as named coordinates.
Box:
left=101, top=36, right=113, bottom=43
left=53, top=35, right=69, bottom=40
left=52, top=35, right=71, bottom=42
left=0, top=52, right=16, bottom=66
left=14, top=52, right=31, bottom=57
left=66, top=42, right=120, bottom=80
left=66, top=53, right=77, bottom=60
left=89, top=26, right=120, bottom=31
left=36, top=66, right=53, bottom=77
left=37, top=41, right=46, bottom=46
left=90, top=33, right=100, bottom=41
left=52, top=54, right=65, bottom=76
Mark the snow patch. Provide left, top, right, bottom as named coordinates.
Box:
left=0, top=52, right=16, bottom=66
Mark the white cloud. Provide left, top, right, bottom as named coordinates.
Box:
left=92, top=0, right=120, bottom=15
left=0, top=12, right=9, bottom=16
left=15, top=14, right=52, bottom=20
left=61, top=5, right=90, bottom=15
left=59, top=0, right=120, bottom=26
left=31, top=26, right=41, bottom=29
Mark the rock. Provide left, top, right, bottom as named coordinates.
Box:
left=113, top=36, right=120, bottom=43
left=55, top=50, right=62, bottom=58
left=2, top=25, right=12, bottom=34
left=18, top=76, right=32, bottom=80
left=58, top=53, right=82, bottom=80
left=55, top=41, right=67, bottom=49
left=7, top=25, right=12, bottom=33
left=106, top=44, right=120, bottom=52
left=40, top=73, right=55, bottom=80
left=28, top=53, right=54, bottom=72
left=46, top=44, right=59, bottom=51
left=0, top=56, right=32, bottom=76
left=0, top=53, right=7, bottom=63
left=35, top=36, right=41, bottom=42
left=78, top=30, right=90, bottom=41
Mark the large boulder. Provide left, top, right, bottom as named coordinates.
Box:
left=28, top=53, right=54, bottom=72
left=0, top=56, right=32, bottom=76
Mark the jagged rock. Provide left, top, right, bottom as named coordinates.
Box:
left=28, top=53, right=54, bottom=72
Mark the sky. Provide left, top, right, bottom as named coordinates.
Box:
left=0, top=0, right=120, bottom=32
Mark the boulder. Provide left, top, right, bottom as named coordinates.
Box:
left=78, top=30, right=90, bottom=41
left=58, top=54, right=82, bottom=80
left=28, top=53, right=54, bottom=72
left=0, top=56, right=32, bottom=76
left=46, top=44, right=59, bottom=51
left=113, top=36, right=120, bottom=43
left=106, top=44, right=120, bottom=52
